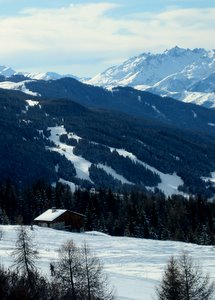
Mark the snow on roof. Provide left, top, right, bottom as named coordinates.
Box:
left=34, top=209, right=67, bottom=222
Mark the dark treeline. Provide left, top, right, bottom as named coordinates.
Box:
left=0, top=179, right=215, bottom=245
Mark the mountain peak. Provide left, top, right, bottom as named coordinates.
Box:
left=0, top=65, right=79, bottom=82
left=163, top=46, right=208, bottom=58
left=22, top=71, right=78, bottom=81
left=86, top=47, right=215, bottom=109
left=0, top=65, right=16, bottom=77
left=164, top=46, right=186, bottom=55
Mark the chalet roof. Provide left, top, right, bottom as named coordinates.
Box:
left=34, top=209, right=67, bottom=222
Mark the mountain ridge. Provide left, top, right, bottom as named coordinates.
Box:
left=1, top=46, right=215, bottom=108
left=0, top=75, right=214, bottom=136
left=0, top=64, right=78, bottom=81
left=86, top=47, right=215, bottom=109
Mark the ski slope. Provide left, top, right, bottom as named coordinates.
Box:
left=0, top=225, right=215, bottom=300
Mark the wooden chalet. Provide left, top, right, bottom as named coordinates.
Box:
left=34, top=208, right=85, bottom=232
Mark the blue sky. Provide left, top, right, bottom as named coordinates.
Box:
left=0, top=0, right=214, bottom=77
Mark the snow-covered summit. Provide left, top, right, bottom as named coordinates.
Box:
left=0, top=64, right=78, bottom=81
left=22, top=71, right=78, bottom=81
left=0, top=65, right=16, bottom=77
left=86, top=47, right=215, bottom=108
left=87, top=47, right=213, bottom=87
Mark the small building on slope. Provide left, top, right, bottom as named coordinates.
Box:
left=34, top=208, right=85, bottom=232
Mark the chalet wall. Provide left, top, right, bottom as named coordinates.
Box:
left=34, top=210, right=85, bottom=232
left=54, top=211, right=84, bottom=232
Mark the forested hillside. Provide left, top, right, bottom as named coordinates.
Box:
left=0, top=88, right=215, bottom=196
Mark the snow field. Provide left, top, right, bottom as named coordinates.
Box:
left=1, top=225, right=215, bottom=300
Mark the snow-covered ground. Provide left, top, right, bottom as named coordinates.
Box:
left=1, top=225, right=215, bottom=300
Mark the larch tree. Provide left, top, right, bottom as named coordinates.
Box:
left=11, top=225, right=38, bottom=288
left=157, top=252, right=215, bottom=300
left=55, top=239, right=115, bottom=300
left=55, top=239, right=81, bottom=300
left=179, top=252, right=215, bottom=300
left=79, top=242, right=115, bottom=300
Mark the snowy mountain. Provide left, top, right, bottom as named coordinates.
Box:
left=1, top=46, right=215, bottom=108
left=0, top=65, right=16, bottom=77
left=0, top=64, right=77, bottom=81
left=1, top=225, right=215, bottom=300
left=21, top=71, right=78, bottom=81
left=86, top=47, right=215, bottom=109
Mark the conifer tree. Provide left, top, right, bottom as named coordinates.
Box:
left=55, top=240, right=115, bottom=300
left=157, top=253, right=215, bottom=300
left=55, top=239, right=81, bottom=300
left=157, top=256, right=182, bottom=300
left=79, top=242, right=115, bottom=300
left=179, top=253, right=215, bottom=300
left=11, top=225, right=38, bottom=289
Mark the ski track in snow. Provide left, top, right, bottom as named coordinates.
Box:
left=48, top=127, right=133, bottom=186
left=47, top=126, right=92, bottom=182
left=97, top=163, right=133, bottom=185
left=1, top=225, right=215, bottom=300
left=109, top=147, right=185, bottom=197
left=47, top=126, right=187, bottom=196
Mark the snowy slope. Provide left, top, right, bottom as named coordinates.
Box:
left=86, top=47, right=215, bottom=109
left=48, top=126, right=92, bottom=182
left=109, top=147, right=185, bottom=197
left=1, top=225, right=215, bottom=300
left=47, top=126, right=187, bottom=197
left=0, top=80, right=39, bottom=96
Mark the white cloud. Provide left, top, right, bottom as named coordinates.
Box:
left=0, top=3, right=214, bottom=76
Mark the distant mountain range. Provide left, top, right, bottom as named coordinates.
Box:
left=1, top=46, right=215, bottom=109
left=86, top=46, right=215, bottom=109
left=0, top=65, right=78, bottom=81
